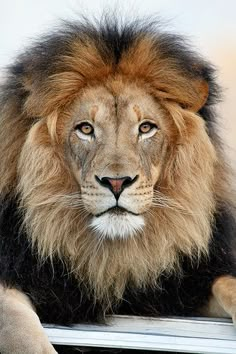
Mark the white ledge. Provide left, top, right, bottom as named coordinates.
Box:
left=43, top=315, right=236, bottom=353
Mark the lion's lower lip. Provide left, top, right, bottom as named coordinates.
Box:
left=95, top=206, right=139, bottom=218
left=109, top=206, right=127, bottom=215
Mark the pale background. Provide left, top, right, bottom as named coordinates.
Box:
left=0, top=0, right=235, bottom=168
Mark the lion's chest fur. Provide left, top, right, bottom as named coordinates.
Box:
left=0, top=199, right=235, bottom=325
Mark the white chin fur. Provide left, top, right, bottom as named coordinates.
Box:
left=90, top=213, right=145, bottom=239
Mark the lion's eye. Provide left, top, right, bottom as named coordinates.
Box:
left=75, top=122, right=94, bottom=135
left=139, top=122, right=157, bottom=135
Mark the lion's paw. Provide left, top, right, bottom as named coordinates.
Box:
left=0, top=329, right=57, bottom=354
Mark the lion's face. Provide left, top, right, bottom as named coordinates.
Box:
left=66, top=84, right=166, bottom=239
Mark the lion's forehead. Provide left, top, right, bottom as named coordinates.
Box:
left=71, top=84, right=163, bottom=126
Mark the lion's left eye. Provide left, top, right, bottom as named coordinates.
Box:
left=75, top=122, right=94, bottom=135
left=139, top=122, right=157, bottom=135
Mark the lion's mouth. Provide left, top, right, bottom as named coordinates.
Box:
left=95, top=206, right=139, bottom=218
left=108, top=206, right=127, bottom=215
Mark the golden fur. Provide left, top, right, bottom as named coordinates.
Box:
left=0, top=30, right=228, bottom=305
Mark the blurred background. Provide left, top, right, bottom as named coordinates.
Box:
left=0, top=0, right=235, bottom=170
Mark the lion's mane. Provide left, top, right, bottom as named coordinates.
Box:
left=0, top=16, right=234, bottom=305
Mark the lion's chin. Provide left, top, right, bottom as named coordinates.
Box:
left=90, top=212, right=145, bottom=240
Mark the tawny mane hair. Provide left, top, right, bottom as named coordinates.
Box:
left=0, top=16, right=230, bottom=304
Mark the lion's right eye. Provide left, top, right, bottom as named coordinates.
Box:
left=138, top=121, right=158, bottom=140
left=75, top=122, right=94, bottom=136
left=139, top=122, right=155, bottom=134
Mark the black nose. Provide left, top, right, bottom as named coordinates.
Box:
left=95, top=175, right=138, bottom=199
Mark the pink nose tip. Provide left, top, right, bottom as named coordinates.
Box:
left=106, top=177, right=127, bottom=194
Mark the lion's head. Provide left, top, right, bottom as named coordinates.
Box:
left=0, top=17, right=227, bottom=302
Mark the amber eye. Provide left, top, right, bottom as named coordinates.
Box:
left=139, top=122, right=157, bottom=134
left=75, top=122, right=94, bottom=135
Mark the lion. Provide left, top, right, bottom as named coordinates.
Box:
left=0, top=15, right=236, bottom=354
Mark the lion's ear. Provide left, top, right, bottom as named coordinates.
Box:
left=187, top=79, right=209, bottom=112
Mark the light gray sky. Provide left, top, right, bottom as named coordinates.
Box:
left=0, top=0, right=235, bottom=165
left=0, top=0, right=236, bottom=67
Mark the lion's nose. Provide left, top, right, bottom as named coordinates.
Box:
left=95, top=175, right=138, bottom=199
